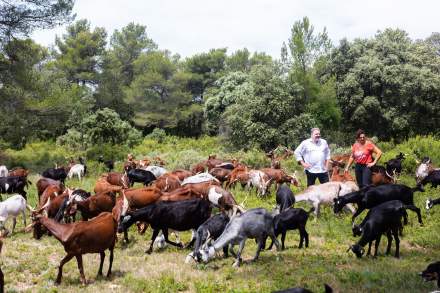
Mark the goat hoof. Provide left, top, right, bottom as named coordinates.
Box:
left=145, top=249, right=152, bottom=254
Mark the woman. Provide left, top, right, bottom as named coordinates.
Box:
left=344, top=129, right=382, bottom=188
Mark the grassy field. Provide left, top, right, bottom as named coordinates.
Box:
left=1, top=161, right=440, bottom=292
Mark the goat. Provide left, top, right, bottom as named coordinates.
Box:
left=0, top=194, right=27, bottom=234
left=268, top=207, right=314, bottom=250
left=65, top=191, right=116, bottom=221
left=351, top=200, right=407, bottom=257
left=0, top=166, right=7, bottom=177
left=333, top=184, right=423, bottom=225
left=118, top=198, right=211, bottom=254
left=98, top=156, right=114, bottom=173
left=67, top=164, right=86, bottom=181
left=144, top=165, right=167, bottom=178
left=295, top=182, right=358, bottom=217
left=30, top=211, right=116, bottom=285
left=418, top=169, right=440, bottom=189
left=275, top=184, right=295, bottom=213
left=426, top=197, right=440, bottom=210
left=248, top=170, right=272, bottom=197
left=385, top=152, right=405, bottom=175
left=198, top=208, right=280, bottom=267
left=348, top=200, right=414, bottom=258
left=420, top=261, right=440, bottom=289
left=127, top=168, right=156, bottom=187
left=185, top=213, right=230, bottom=263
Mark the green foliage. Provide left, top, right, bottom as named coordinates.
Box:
left=0, top=0, right=74, bottom=42
left=331, top=29, right=440, bottom=140
left=57, top=108, right=142, bottom=150
left=54, top=19, right=107, bottom=85
left=146, top=128, right=167, bottom=143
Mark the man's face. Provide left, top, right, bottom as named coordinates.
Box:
left=312, top=130, right=321, bottom=142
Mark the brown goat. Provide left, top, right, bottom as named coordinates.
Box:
left=8, top=168, right=29, bottom=178
left=260, top=168, right=300, bottom=190
left=65, top=192, right=116, bottom=221
left=122, top=187, right=162, bottom=210
left=226, top=166, right=249, bottom=189
left=209, top=167, right=232, bottom=186
left=330, top=165, right=354, bottom=182
left=94, top=177, right=123, bottom=194
left=36, top=178, right=64, bottom=199
left=169, top=169, right=193, bottom=181
left=32, top=212, right=117, bottom=285
left=153, top=174, right=181, bottom=192
left=106, top=172, right=129, bottom=188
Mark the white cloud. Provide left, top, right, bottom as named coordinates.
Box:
left=31, top=0, right=439, bottom=58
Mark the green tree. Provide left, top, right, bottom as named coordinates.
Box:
left=331, top=28, right=440, bottom=140
left=0, top=0, right=74, bottom=43
left=185, top=48, right=227, bottom=101
left=54, top=19, right=107, bottom=85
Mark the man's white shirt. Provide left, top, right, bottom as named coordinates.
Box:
left=294, top=138, right=330, bottom=173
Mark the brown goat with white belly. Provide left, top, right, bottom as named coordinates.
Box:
left=31, top=211, right=117, bottom=285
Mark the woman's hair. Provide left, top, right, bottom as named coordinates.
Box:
left=356, top=129, right=366, bottom=139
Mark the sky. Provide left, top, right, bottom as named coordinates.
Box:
left=31, top=0, right=439, bottom=59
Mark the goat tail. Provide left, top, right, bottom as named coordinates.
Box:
left=307, top=207, right=315, bottom=215
left=412, top=184, right=425, bottom=193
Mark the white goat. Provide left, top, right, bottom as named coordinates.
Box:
left=0, top=194, right=28, bottom=234
left=0, top=166, right=7, bottom=177
left=181, top=172, right=219, bottom=185
left=67, top=164, right=86, bottom=180
left=144, top=165, right=167, bottom=178
left=248, top=170, right=272, bottom=197
left=295, top=182, right=358, bottom=216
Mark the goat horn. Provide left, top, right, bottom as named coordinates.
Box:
left=24, top=222, right=36, bottom=233
left=27, top=204, right=35, bottom=212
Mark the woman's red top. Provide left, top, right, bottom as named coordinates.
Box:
left=352, top=141, right=375, bottom=165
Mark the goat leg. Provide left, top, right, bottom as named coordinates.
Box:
left=56, top=254, right=74, bottom=284
left=76, top=255, right=87, bottom=285
left=107, top=248, right=114, bottom=277
left=392, top=228, right=400, bottom=258
left=147, top=229, right=160, bottom=254
left=386, top=231, right=392, bottom=255
left=232, top=240, right=246, bottom=267
left=281, top=231, right=287, bottom=250
left=373, top=235, right=381, bottom=257
left=97, top=252, right=105, bottom=276
left=163, top=229, right=184, bottom=248
left=12, top=218, right=16, bottom=234
left=252, top=237, right=265, bottom=261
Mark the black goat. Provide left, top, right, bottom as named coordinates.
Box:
left=426, top=197, right=440, bottom=210
left=385, top=152, right=405, bottom=175
left=186, top=213, right=230, bottom=263
left=351, top=200, right=409, bottom=257
left=349, top=200, right=414, bottom=258
left=333, top=184, right=423, bottom=225
left=118, top=199, right=211, bottom=254
left=127, top=168, right=156, bottom=186
left=98, top=156, right=114, bottom=173
left=276, top=184, right=295, bottom=213
left=420, top=261, right=440, bottom=289
left=268, top=207, right=314, bottom=250
left=273, top=284, right=333, bottom=293
left=42, top=168, right=68, bottom=184
left=419, top=170, right=440, bottom=189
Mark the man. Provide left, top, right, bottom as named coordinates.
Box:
left=294, top=128, right=330, bottom=186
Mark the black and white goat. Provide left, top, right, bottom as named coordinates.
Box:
left=198, top=208, right=280, bottom=267
left=185, top=213, right=230, bottom=263
left=420, top=261, right=440, bottom=289
left=426, top=197, right=440, bottom=210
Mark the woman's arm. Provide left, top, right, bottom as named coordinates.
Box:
left=344, top=154, right=354, bottom=172
left=367, top=145, right=382, bottom=167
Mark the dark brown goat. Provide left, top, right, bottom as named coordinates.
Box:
left=36, top=178, right=64, bottom=198
left=31, top=212, right=117, bottom=285
left=65, top=192, right=116, bottom=221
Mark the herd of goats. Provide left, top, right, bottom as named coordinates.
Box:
left=0, top=151, right=440, bottom=292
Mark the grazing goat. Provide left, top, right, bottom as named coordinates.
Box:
left=268, top=207, right=314, bottom=250
left=333, top=184, right=423, bottom=225
left=42, top=167, right=68, bottom=184
left=185, top=213, right=230, bottom=263
left=0, top=194, right=27, bottom=234
left=127, top=168, right=156, bottom=187
left=426, top=197, right=440, bottom=210
left=418, top=169, right=440, bottom=189
left=275, top=184, right=295, bottom=213
left=420, top=261, right=440, bottom=289
left=31, top=212, right=117, bottom=285
left=248, top=170, right=272, bottom=197
left=295, top=182, right=358, bottom=217
left=118, top=198, right=211, bottom=254
left=351, top=200, right=408, bottom=257
left=349, top=200, right=413, bottom=258
left=98, top=156, right=114, bottom=173
left=198, top=208, right=280, bottom=267
left=67, top=164, right=86, bottom=180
